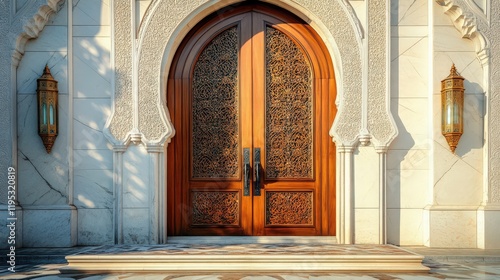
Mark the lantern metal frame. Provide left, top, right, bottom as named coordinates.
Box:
left=37, top=65, right=58, bottom=153
left=441, top=64, right=464, bottom=154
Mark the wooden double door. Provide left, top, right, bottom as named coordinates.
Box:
left=167, top=4, right=336, bottom=236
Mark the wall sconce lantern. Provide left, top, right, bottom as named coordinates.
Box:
left=441, top=64, right=464, bottom=153
left=37, top=65, right=58, bottom=153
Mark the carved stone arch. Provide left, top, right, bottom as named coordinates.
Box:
left=10, top=0, right=65, bottom=66
left=127, top=0, right=364, bottom=147
left=435, top=0, right=490, bottom=65
left=120, top=0, right=366, bottom=244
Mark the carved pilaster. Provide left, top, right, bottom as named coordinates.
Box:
left=366, top=0, right=398, bottom=149
left=337, top=146, right=355, bottom=244
left=104, top=0, right=134, bottom=144
left=146, top=144, right=165, bottom=244
left=112, top=145, right=126, bottom=244
left=375, top=146, right=388, bottom=244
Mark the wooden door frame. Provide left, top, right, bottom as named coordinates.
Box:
left=166, top=2, right=337, bottom=236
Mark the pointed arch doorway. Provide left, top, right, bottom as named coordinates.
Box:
left=167, top=3, right=336, bottom=236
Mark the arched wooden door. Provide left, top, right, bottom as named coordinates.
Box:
left=167, top=4, right=336, bottom=236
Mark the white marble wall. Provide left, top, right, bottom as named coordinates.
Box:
left=426, top=0, right=485, bottom=248
left=14, top=0, right=115, bottom=246
left=385, top=0, right=485, bottom=248
left=353, top=147, right=380, bottom=243
left=387, top=0, right=429, bottom=246
left=7, top=0, right=492, bottom=248
left=17, top=4, right=69, bottom=206
left=22, top=207, right=77, bottom=247
left=16, top=0, right=76, bottom=247
left=118, top=145, right=157, bottom=244
left=477, top=209, right=500, bottom=249
left=72, top=0, right=114, bottom=245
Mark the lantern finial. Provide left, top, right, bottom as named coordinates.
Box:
left=448, top=64, right=459, bottom=77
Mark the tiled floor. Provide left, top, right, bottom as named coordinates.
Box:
left=1, top=245, right=500, bottom=279
left=2, top=261, right=500, bottom=280
left=68, top=243, right=413, bottom=255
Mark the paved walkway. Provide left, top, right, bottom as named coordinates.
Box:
left=1, top=246, right=500, bottom=279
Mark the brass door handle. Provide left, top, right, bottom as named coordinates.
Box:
left=243, top=148, right=250, bottom=196
left=254, top=148, right=261, bottom=196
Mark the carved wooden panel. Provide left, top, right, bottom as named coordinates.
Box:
left=265, top=26, right=313, bottom=179
left=191, top=26, right=240, bottom=179
left=191, top=191, right=240, bottom=225
left=265, top=191, right=313, bottom=225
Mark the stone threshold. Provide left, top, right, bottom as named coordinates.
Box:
left=61, top=241, right=429, bottom=273
left=167, top=236, right=339, bottom=244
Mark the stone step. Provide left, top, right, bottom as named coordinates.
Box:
left=60, top=244, right=429, bottom=273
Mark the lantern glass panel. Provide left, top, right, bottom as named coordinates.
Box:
left=446, top=103, right=451, bottom=125
left=50, top=104, right=54, bottom=125
left=453, top=103, right=459, bottom=125
left=42, top=103, right=47, bottom=125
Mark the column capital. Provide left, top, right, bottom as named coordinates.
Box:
left=337, top=146, right=356, bottom=153
left=113, top=145, right=128, bottom=153
left=145, top=144, right=164, bottom=153
left=375, top=146, right=389, bottom=154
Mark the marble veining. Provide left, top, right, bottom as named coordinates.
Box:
left=78, top=208, right=113, bottom=245
left=123, top=208, right=150, bottom=244
left=73, top=0, right=110, bottom=26
left=17, top=52, right=68, bottom=94
left=74, top=169, right=113, bottom=209
left=429, top=210, right=477, bottom=248
left=22, top=209, right=76, bottom=247
left=17, top=93, right=69, bottom=206
left=392, top=0, right=428, bottom=26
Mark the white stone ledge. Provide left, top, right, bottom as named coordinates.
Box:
left=21, top=205, right=76, bottom=210
left=167, top=236, right=338, bottom=245
left=62, top=253, right=428, bottom=273
left=424, top=205, right=481, bottom=211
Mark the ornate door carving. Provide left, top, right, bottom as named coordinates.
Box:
left=167, top=4, right=336, bottom=236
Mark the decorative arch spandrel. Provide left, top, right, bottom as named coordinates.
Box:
left=132, top=0, right=364, bottom=146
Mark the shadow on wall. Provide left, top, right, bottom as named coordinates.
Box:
left=386, top=0, right=416, bottom=246
left=456, top=80, right=484, bottom=157
left=69, top=0, right=118, bottom=246
left=14, top=0, right=129, bottom=246
left=387, top=0, right=485, bottom=245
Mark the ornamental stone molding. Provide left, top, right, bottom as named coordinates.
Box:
left=436, top=0, right=489, bottom=65
left=106, top=0, right=395, bottom=149
left=104, top=0, right=134, bottom=144
left=367, top=0, right=397, bottom=148
left=11, top=0, right=65, bottom=66
left=436, top=0, right=500, bottom=204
